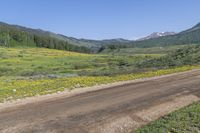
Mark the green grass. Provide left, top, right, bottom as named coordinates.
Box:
left=0, top=47, right=199, bottom=103
left=101, top=45, right=190, bottom=55
left=0, top=47, right=157, bottom=77
left=0, top=65, right=199, bottom=102
left=0, top=47, right=92, bottom=77
left=135, top=102, right=200, bottom=133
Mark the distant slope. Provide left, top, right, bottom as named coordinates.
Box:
left=181, top=22, right=200, bottom=33
left=104, top=22, right=200, bottom=50
left=138, top=32, right=176, bottom=41
left=57, top=34, right=131, bottom=52
left=1, top=21, right=200, bottom=53
left=0, top=22, right=132, bottom=53
left=56, top=34, right=104, bottom=52
left=0, top=22, right=91, bottom=53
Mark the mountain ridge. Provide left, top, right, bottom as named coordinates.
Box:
left=0, top=22, right=91, bottom=53
left=1, top=21, right=200, bottom=52
left=138, top=32, right=176, bottom=41
left=106, top=22, right=200, bottom=49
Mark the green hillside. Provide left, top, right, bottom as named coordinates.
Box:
left=0, top=22, right=91, bottom=53
left=55, top=35, right=131, bottom=52
left=0, top=22, right=131, bottom=53
left=103, top=22, right=200, bottom=50
left=1, top=21, right=200, bottom=53
left=138, top=45, right=200, bottom=68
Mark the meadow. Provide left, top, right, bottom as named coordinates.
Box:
left=0, top=46, right=199, bottom=102
left=101, top=45, right=188, bottom=55
left=0, top=65, right=198, bottom=102
left=0, top=47, right=156, bottom=102
left=0, top=47, right=159, bottom=78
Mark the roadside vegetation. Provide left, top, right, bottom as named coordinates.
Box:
left=0, top=45, right=200, bottom=102
left=131, top=45, right=200, bottom=132
left=1, top=65, right=199, bottom=102
left=135, top=102, right=200, bottom=133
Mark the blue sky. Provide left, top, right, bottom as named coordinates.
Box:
left=0, top=0, right=200, bottom=40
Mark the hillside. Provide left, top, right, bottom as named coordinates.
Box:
left=103, top=22, right=200, bottom=50
left=138, top=45, right=200, bottom=68
left=138, top=32, right=176, bottom=41
left=0, top=22, right=91, bottom=53
left=56, top=34, right=131, bottom=52
left=60, top=22, right=200, bottom=51
left=1, top=21, right=200, bottom=53
left=0, top=22, right=132, bottom=53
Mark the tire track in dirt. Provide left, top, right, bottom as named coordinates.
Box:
left=0, top=69, right=200, bottom=133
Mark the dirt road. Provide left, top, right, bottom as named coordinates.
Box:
left=0, top=70, right=200, bottom=133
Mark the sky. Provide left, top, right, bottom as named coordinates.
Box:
left=0, top=0, right=200, bottom=40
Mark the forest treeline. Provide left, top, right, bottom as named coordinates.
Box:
left=1, top=22, right=200, bottom=53
left=0, top=23, right=91, bottom=53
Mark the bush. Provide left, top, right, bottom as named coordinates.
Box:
left=138, top=45, right=200, bottom=68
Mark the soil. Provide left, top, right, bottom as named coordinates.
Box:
left=0, top=69, right=200, bottom=133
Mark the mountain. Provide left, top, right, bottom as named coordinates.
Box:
left=0, top=22, right=132, bottom=53
left=54, top=33, right=134, bottom=52
left=138, top=32, right=176, bottom=41
left=55, top=35, right=105, bottom=52
left=133, top=22, right=200, bottom=47
left=105, top=22, right=200, bottom=49
left=181, top=22, right=200, bottom=33
left=1, top=21, right=200, bottom=53
left=56, top=34, right=131, bottom=52
left=0, top=22, right=91, bottom=53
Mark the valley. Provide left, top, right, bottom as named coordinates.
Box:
left=0, top=21, right=200, bottom=133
